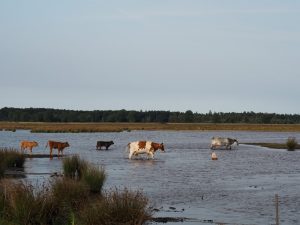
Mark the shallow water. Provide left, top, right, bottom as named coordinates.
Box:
left=1, top=130, right=300, bottom=225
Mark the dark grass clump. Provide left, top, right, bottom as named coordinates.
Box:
left=0, top=148, right=25, bottom=168
left=82, top=165, right=106, bottom=194
left=0, top=148, right=25, bottom=178
left=79, top=188, right=152, bottom=225
left=286, top=137, right=298, bottom=151
left=52, top=178, right=90, bottom=211
left=0, top=179, right=58, bottom=225
left=62, top=155, right=88, bottom=179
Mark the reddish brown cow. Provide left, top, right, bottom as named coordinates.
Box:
left=46, top=140, right=70, bottom=157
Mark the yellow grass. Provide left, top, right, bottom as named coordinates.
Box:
left=1, top=122, right=300, bottom=132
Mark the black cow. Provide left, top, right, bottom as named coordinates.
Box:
left=96, top=141, right=114, bottom=150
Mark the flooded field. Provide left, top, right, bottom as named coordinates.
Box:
left=1, top=130, right=300, bottom=225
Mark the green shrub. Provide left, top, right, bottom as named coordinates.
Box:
left=62, top=155, right=88, bottom=179
left=82, top=165, right=106, bottom=194
left=286, top=137, right=298, bottom=151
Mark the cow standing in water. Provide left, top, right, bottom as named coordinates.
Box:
left=127, top=141, right=165, bottom=159
left=210, top=137, right=238, bottom=150
left=20, top=140, right=38, bottom=154
left=96, top=141, right=114, bottom=150
left=46, top=140, right=70, bottom=157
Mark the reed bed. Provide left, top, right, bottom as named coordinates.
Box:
left=1, top=122, right=300, bottom=133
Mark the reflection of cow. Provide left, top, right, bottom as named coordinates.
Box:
left=46, top=140, right=70, bottom=156
left=210, top=137, right=238, bottom=150
left=127, top=141, right=165, bottom=159
left=96, top=141, right=114, bottom=150
left=20, top=140, right=38, bottom=154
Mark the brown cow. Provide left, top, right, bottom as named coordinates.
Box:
left=46, top=140, right=70, bottom=157
left=20, top=140, right=39, bottom=154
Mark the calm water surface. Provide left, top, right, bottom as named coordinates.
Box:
left=1, top=130, right=300, bottom=225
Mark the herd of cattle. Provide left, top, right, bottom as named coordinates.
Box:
left=19, top=137, right=238, bottom=159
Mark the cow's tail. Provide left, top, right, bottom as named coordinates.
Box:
left=45, top=141, right=48, bottom=150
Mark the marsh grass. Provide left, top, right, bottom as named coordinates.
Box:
left=0, top=179, right=151, bottom=225
left=0, top=148, right=25, bottom=178
left=52, top=178, right=90, bottom=210
left=0, top=148, right=25, bottom=168
left=286, top=137, right=298, bottom=151
left=82, top=165, right=106, bottom=194
left=62, top=155, right=88, bottom=179
left=0, top=179, right=58, bottom=225
left=79, top=188, right=152, bottom=225
left=2, top=122, right=300, bottom=133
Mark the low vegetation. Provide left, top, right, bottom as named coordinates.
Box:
left=0, top=155, right=151, bottom=225
left=0, top=148, right=25, bottom=177
left=286, top=137, right=298, bottom=151
left=2, top=122, right=300, bottom=133
left=244, top=140, right=300, bottom=150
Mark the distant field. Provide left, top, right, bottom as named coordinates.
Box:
left=1, top=122, right=300, bottom=133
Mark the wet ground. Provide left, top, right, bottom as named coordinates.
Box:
left=1, top=130, right=300, bottom=225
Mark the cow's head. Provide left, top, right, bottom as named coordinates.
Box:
left=234, top=139, right=239, bottom=145
left=65, top=142, right=70, bottom=147
left=34, top=141, right=39, bottom=146
left=160, top=143, right=165, bottom=152
left=110, top=141, right=114, bottom=145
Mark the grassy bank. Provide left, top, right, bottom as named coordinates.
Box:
left=1, top=122, right=300, bottom=133
left=244, top=142, right=300, bottom=150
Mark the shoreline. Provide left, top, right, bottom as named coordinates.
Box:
left=1, top=122, right=300, bottom=133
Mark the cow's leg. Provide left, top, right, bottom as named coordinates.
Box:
left=148, top=152, right=154, bottom=159
left=129, top=150, right=134, bottom=159
left=106, top=146, right=109, bottom=150
left=29, top=147, right=33, bottom=155
left=50, top=147, right=53, bottom=157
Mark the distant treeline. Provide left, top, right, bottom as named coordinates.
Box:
left=0, top=107, right=300, bottom=124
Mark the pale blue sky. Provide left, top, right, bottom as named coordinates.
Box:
left=1, top=1, right=299, bottom=113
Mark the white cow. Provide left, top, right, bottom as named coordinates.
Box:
left=210, top=137, right=238, bottom=150
left=127, top=141, right=165, bottom=159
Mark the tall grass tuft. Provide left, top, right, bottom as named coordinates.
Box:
left=79, top=188, right=152, bottom=225
left=62, top=155, right=87, bottom=179
left=82, top=165, right=106, bottom=194
left=0, top=179, right=57, bottom=225
left=0, top=148, right=25, bottom=168
left=286, top=137, right=298, bottom=151
left=52, top=178, right=90, bottom=211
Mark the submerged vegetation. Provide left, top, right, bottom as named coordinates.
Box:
left=0, top=155, right=151, bottom=225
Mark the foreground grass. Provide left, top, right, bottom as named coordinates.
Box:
left=1, top=122, right=300, bottom=132
left=0, top=155, right=151, bottom=225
